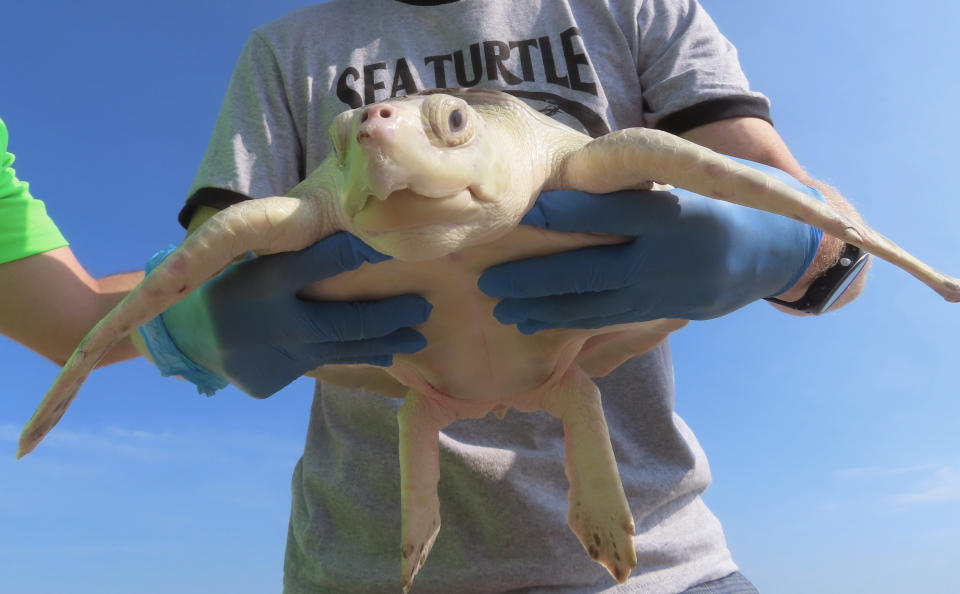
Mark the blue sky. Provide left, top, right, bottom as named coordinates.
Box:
left=2, top=1, right=958, bottom=593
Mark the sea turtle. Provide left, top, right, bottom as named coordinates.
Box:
left=16, top=88, right=960, bottom=591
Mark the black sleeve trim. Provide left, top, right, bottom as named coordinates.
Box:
left=178, top=187, right=253, bottom=229
left=655, top=95, right=773, bottom=135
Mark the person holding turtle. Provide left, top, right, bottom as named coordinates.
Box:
left=155, top=2, right=868, bottom=591
left=4, top=1, right=870, bottom=592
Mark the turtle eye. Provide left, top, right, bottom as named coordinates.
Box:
left=423, top=94, right=475, bottom=147
left=448, top=109, right=464, bottom=132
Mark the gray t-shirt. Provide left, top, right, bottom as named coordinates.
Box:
left=184, top=1, right=771, bottom=592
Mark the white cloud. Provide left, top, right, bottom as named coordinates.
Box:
left=833, top=462, right=960, bottom=507
left=832, top=463, right=939, bottom=480
left=0, top=420, right=302, bottom=463
left=0, top=543, right=188, bottom=555
left=0, top=423, right=19, bottom=442
left=887, top=466, right=960, bottom=505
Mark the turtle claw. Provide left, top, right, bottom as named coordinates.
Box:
left=400, top=505, right=441, bottom=593
left=567, top=486, right=637, bottom=582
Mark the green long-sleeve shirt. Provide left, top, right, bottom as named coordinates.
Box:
left=0, top=117, right=68, bottom=265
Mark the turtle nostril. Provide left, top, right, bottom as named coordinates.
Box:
left=360, top=105, right=393, bottom=124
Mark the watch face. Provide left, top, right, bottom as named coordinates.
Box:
left=764, top=244, right=870, bottom=314
left=819, top=251, right=870, bottom=314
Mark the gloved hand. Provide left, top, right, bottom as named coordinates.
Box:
left=138, top=232, right=431, bottom=397
left=478, top=160, right=823, bottom=334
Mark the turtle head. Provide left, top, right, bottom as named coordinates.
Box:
left=330, top=90, right=536, bottom=261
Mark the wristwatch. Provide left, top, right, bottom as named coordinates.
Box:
left=765, top=243, right=870, bottom=315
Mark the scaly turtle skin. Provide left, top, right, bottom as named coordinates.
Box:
left=17, top=89, right=960, bottom=591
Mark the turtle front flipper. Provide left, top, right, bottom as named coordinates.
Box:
left=18, top=195, right=330, bottom=459
left=397, top=389, right=456, bottom=592
left=541, top=369, right=637, bottom=583
left=560, top=128, right=960, bottom=303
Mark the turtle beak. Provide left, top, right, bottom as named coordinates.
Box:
left=356, top=103, right=401, bottom=147
left=353, top=103, right=410, bottom=200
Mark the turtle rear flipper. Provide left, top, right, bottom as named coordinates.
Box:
left=539, top=369, right=637, bottom=583
left=398, top=390, right=456, bottom=592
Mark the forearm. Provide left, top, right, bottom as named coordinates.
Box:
left=92, top=270, right=146, bottom=364
left=767, top=178, right=869, bottom=314
left=0, top=246, right=143, bottom=366
left=680, top=117, right=868, bottom=315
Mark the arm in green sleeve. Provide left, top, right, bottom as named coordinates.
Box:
left=0, top=117, right=68, bottom=265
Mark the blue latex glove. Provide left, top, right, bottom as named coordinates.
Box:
left=139, top=232, right=431, bottom=398
left=478, top=162, right=823, bottom=334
